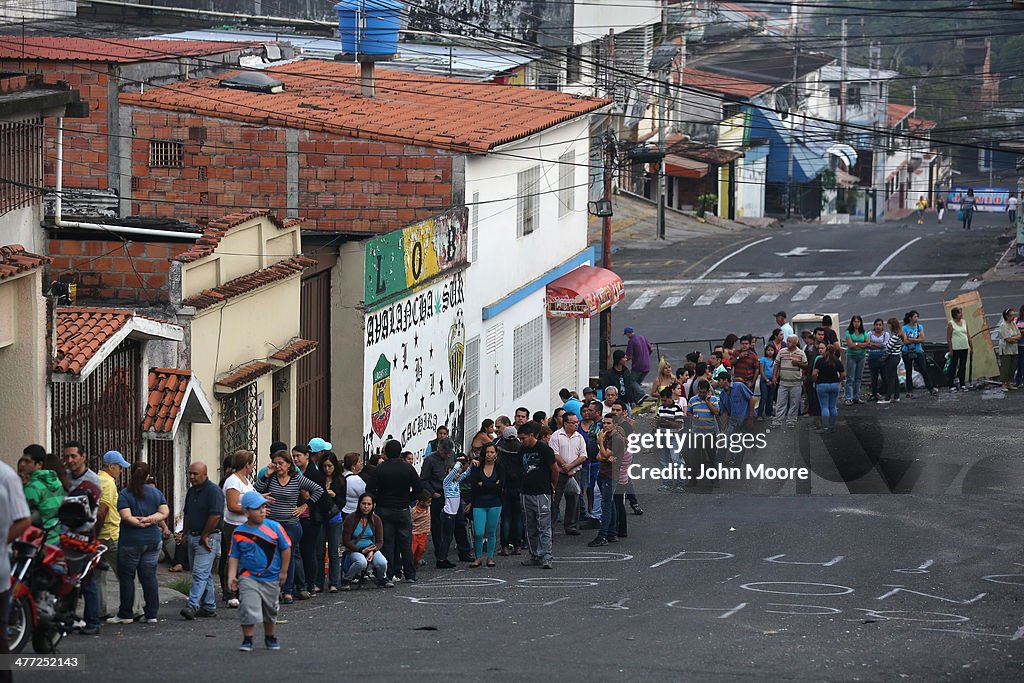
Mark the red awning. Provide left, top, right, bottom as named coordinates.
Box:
left=664, top=154, right=709, bottom=178
left=545, top=265, right=624, bottom=319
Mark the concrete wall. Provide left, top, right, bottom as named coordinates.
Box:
left=464, top=117, right=592, bottom=420
left=2, top=204, right=44, bottom=254
left=0, top=269, right=48, bottom=461
left=409, top=0, right=573, bottom=48
left=181, top=216, right=302, bottom=470
left=573, top=0, right=659, bottom=45
left=0, top=0, right=73, bottom=23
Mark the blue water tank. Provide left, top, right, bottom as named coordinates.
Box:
left=334, top=0, right=403, bottom=57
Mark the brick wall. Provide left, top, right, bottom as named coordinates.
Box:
left=0, top=61, right=114, bottom=193
left=47, top=238, right=187, bottom=304
left=128, top=109, right=457, bottom=234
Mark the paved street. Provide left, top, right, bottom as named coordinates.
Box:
left=599, top=209, right=1019, bottom=362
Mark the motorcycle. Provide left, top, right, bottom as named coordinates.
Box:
left=8, top=496, right=107, bottom=654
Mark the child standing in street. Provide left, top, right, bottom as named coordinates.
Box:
left=436, top=457, right=471, bottom=568
left=227, top=491, right=292, bottom=653
left=411, top=491, right=431, bottom=566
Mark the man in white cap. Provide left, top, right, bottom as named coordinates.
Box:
left=99, top=450, right=143, bottom=623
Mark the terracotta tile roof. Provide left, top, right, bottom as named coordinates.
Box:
left=888, top=103, right=915, bottom=127
left=144, top=368, right=192, bottom=434
left=216, top=360, right=275, bottom=392
left=0, top=37, right=253, bottom=63
left=908, top=117, right=936, bottom=132
left=121, top=59, right=610, bottom=153
left=175, top=209, right=292, bottom=263
left=683, top=68, right=771, bottom=99
left=269, top=338, right=318, bottom=365
left=182, top=256, right=314, bottom=309
left=53, top=307, right=134, bottom=375
left=0, top=244, right=50, bottom=281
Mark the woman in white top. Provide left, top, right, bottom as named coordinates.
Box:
left=220, top=449, right=255, bottom=608
left=997, top=308, right=1021, bottom=391
left=866, top=318, right=890, bottom=401
left=341, top=452, right=367, bottom=516
left=946, top=307, right=972, bottom=391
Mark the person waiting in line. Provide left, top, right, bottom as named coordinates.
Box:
left=339, top=494, right=387, bottom=590
left=467, top=443, right=504, bottom=567
left=946, top=307, right=972, bottom=392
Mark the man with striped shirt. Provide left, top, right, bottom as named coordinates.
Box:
left=656, top=387, right=686, bottom=491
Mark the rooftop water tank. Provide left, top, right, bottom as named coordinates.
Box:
left=334, top=0, right=403, bottom=57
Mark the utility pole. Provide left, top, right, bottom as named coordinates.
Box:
left=786, top=26, right=798, bottom=218
left=839, top=17, right=848, bottom=142
left=656, top=0, right=669, bottom=240
left=599, top=131, right=617, bottom=373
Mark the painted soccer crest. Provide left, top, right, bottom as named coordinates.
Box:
left=371, top=353, right=392, bottom=438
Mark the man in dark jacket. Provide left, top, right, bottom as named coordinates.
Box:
left=600, top=350, right=643, bottom=404
left=366, top=439, right=421, bottom=584
left=419, top=439, right=473, bottom=565
left=496, top=427, right=523, bottom=554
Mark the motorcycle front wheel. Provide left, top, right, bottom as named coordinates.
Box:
left=7, top=595, right=32, bottom=654
left=32, top=627, right=61, bottom=654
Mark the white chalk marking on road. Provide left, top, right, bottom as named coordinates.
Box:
left=859, top=283, right=884, bottom=297
left=960, top=280, right=981, bottom=290
left=791, top=285, right=817, bottom=301
left=660, top=288, right=691, bottom=308
left=740, top=582, right=855, bottom=596
left=697, top=236, right=773, bottom=280
left=824, top=284, right=850, bottom=300
left=928, top=280, right=951, bottom=293
left=756, top=292, right=780, bottom=303
left=719, top=603, right=748, bottom=619
left=726, top=288, right=753, bottom=304
left=628, top=288, right=657, bottom=310
left=875, top=586, right=987, bottom=604
left=894, top=559, right=934, bottom=574
left=871, top=236, right=922, bottom=277
left=894, top=281, right=918, bottom=295
left=694, top=288, right=723, bottom=306
left=650, top=551, right=735, bottom=568
left=622, top=273, right=970, bottom=286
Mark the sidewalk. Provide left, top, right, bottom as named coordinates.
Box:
left=983, top=239, right=1024, bottom=282
left=587, top=191, right=755, bottom=249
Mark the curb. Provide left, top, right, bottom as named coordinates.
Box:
left=981, top=240, right=1024, bottom=282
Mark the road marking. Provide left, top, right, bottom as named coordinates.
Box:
left=928, top=280, right=951, bottom=293
left=960, top=280, right=981, bottom=290
left=721, top=271, right=751, bottom=278
left=628, top=288, right=656, bottom=310
left=622, top=273, right=970, bottom=286
left=792, top=285, right=817, bottom=301
left=894, top=281, right=917, bottom=295
left=758, top=272, right=784, bottom=278
left=694, top=288, right=723, bottom=306
left=859, top=283, right=884, bottom=297
left=871, top=236, right=922, bottom=277
left=697, top=237, right=773, bottom=280
left=824, top=284, right=850, bottom=300
left=794, top=271, right=825, bottom=277
left=660, top=288, right=691, bottom=308
left=757, top=292, right=781, bottom=303
left=726, top=288, right=753, bottom=304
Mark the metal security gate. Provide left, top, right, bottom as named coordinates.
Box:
left=147, top=438, right=175, bottom=514
left=51, top=339, right=141, bottom=469
left=297, top=270, right=331, bottom=443
left=549, top=318, right=579, bottom=409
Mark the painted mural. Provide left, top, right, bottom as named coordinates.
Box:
left=362, top=209, right=469, bottom=465
left=364, top=207, right=468, bottom=311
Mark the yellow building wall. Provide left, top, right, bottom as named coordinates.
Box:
left=0, top=271, right=48, bottom=462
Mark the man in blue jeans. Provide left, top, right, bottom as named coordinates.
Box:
left=63, top=440, right=103, bottom=635
left=589, top=414, right=625, bottom=547
left=179, top=462, right=224, bottom=620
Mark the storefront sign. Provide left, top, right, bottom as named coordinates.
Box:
left=364, top=208, right=468, bottom=310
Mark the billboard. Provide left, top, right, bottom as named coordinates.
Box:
left=947, top=186, right=1010, bottom=213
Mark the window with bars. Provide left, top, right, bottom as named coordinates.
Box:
left=513, top=317, right=544, bottom=399
left=149, top=140, right=184, bottom=168
left=463, top=336, right=480, bottom=452
left=566, top=45, right=582, bottom=83
left=220, top=384, right=258, bottom=464
left=470, top=191, right=479, bottom=263
left=558, top=150, right=575, bottom=217
left=0, top=118, right=43, bottom=215
left=517, top=166, right=540, bottom=237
